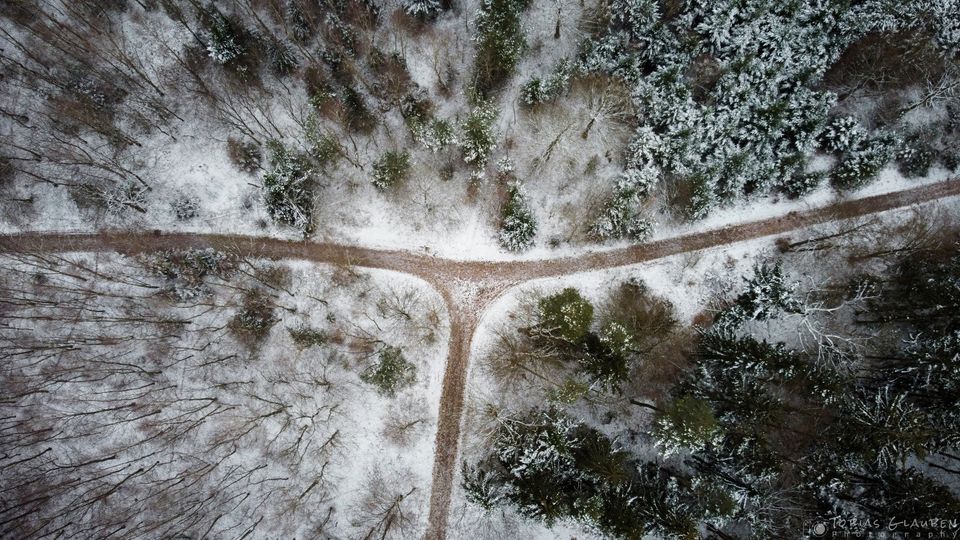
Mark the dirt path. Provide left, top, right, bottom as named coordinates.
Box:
left=1, top=178, right=959, bottom=539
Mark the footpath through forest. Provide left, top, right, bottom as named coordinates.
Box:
left=1, top=177, right=959, bottom=539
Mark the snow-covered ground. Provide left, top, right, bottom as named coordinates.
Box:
left=0, top=251, right=447, bottom=538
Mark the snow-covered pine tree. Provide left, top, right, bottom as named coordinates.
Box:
left=591, top=167, right=655, bottom=241
left=832, top=133, right=898, bottom=190
left=202, top=8, right=244, bottom=65
left=267, top=40, right=299, bottom=76
left=897, top=144, right=934, bottom=178
left=460, top=462, right=506, bottom=510
left=463, top=408, right=713, bottom=538
left=519, top=59, right=573, bottom=106
left=782, top=171, right=825, bottom=199
left=652, top=395, right=720, bottom=455
left=472, top=0, right=529, bottom=94
left=820, top=116, right=866, bottom=154
left=535, top=287, right=594, bottom=343
left=577, top=321, right=635, bottom=392
left=733, top=263, right=804, bottom=321
left=459, top=101, right=498, bottom=169
left=839, top=388, right=932, bottom=469
left=498, top=182, right=536, bottom=252
left=403, top=0, right=442, bottom=19
left=412, top=118, right=454, bottom=151
left=262, top=141, right=315, bottom=235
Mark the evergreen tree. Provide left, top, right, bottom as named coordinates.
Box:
left=459, top=101, right=498, bottom=169
left=403, top=0, right=442, bottom=19
left=472, top=0, right=529, bottom=94
left=498, top=182, right=536, bottom=252
left=262, top=141, right=315, bottom=235
left=287, top=324, right=328, bottom=349
left=782, top=171, right=824, bottom=199
left=856, top=467, right=960, bottom=523
left=591, top=168, right=656, bottom=241
left=519, top=59, right=573, bottom=106
left=372, top=150, right=411, bottom=190
left=718, top=263, right=803, bottom=325
left=464, top=409, right=716, bottom=538
left=535, top=288, right=594, bottom=343
left=202, top=7, right=245, bottom=65
left=819, top=116, right=866, bottom=154
left=653, top=396, right=720, bottom=455
left=360, top=346, right=416, bottom=396
left=411, top=118, right=454, bottom=152
left=897, top=144, right=934, bottom=178
left=831, top=134, right=898, bottom=190
left=229, top=289, right=277, bottom=342
left=835, top=388, right=933, bottom=469
left=578, top=322, right=634, bottom=392
left=461, top=462, right=507, bottom=510
left=267, top=40, right=298, bottom=76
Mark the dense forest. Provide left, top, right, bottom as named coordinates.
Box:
left=463, top=213, right=960, bottom=538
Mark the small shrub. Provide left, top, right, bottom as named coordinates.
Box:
left=171, top=193, right=200, bottom=221
left=403, top=0, right=442, bottom=19
left=372, top=150, right=411, bottom=190
left=229, top=289, right=277, bottom=343
left=254, top=264, right=292, bottom=290
left=369, top=49, right=413, bottom=101
left=79, top=182, right=147, bottom=215
left=382, top=397, right=428, bottom=446
left=602, top=279, right=677, bottom=348
left=439, top=161, right=456, bottom=181
left=146, top=248, right=237, bottom=300
left=288, top=324, right=328, bottom=349
left=940, top=148, right=960, bottom=171
left=399, top=90, right=433, bottom=123
left=498, top=182, right=536, bottom=252
left=360, top=346, right=416, bottom=396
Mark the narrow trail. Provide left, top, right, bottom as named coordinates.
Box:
left=1, top=178, right=958, bottom=539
